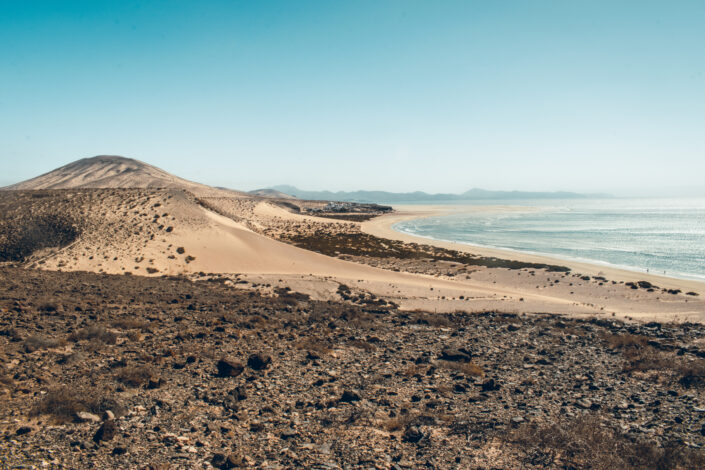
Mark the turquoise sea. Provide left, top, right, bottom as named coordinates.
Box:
left=392, top=198, right=705, bottom=281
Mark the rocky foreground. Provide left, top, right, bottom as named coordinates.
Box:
left=1, top=267, right=705, bottom=469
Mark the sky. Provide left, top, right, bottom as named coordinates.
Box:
left=1, top=1, right=704, bottom=196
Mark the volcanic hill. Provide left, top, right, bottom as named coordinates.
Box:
left=2, top=155, right=245, bottom=197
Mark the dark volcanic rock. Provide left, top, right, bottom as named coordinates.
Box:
left=402, top=426, right=424, bottom=443
left=93, top=420, right=117, bottom=443
left=481, top=378, right=501, bottom=392
left=16, top=426, right=33, bottom=436
left=340, top=390, right=361, bottom=402
left=216, top=357, right=245, bottom=377
left=247, top=353, right=272, bottom=371
left=439, top=347, right=472, bottom=362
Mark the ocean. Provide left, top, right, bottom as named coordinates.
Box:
left=392, top=198, right=705, bottom=281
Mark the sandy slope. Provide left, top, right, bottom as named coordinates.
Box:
left=151, top=201, right=705, bottom=321
left=5, top=186, right=703, bottom=322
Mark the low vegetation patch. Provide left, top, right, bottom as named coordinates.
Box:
left=511, top=414, right=705, bottom=469
left=438, top=360, right=484, bottom=377
left=116, top=365, right=157, bottom=388
left=603, top=332, right=705, bottom=388
left=68, top=325, right=118, bottom=344
left=23, top=334, right=66, bottom=352
left=32, top=385, right=125, bottom=423
left=282, top=232, right=570, bottom=272
left=0, top=213, right=80, bottom=262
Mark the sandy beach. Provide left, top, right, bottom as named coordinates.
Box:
left=362, top=204, right=705, bottom=294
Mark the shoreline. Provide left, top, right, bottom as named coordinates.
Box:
left=361, top=204, right=705, bottom=293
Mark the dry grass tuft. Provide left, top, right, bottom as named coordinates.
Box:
left=32, top=385, right=125, bottom=423
left=295, top=338, right=332, bottom=356
left=438, top=360, right=485, bottom=377
left=347, top=339, right=377, bottom=351
left=68, top=325, right=118, bottom=344
left=111, top=318, right=149, bottom=330
left=116, top=365, right=156, bottom=387
left=604, top=333, right=649, bottom=349
left=23, top=335, right=66, bottom=352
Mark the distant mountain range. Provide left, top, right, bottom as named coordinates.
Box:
left=266, top=185, right=610, bottom=203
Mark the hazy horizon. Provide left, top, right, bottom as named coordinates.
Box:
left=2, top=153, right=705, bottom=198
left=2, top=1, right=704, bottom=197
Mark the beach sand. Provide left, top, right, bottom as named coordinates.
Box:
left=362, top=204, right=705, bottom=294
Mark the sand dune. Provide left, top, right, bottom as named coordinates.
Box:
left=2, top=157, right=704, bottom=323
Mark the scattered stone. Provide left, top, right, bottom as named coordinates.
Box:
left=219, top=452, right=245, bottom=469
left=217, top=357, right=245, bottom=377
left=402, top=426, right=424, bottom=443
left=576, top=399, right=592, bottom=409
left=439, top=347, right=472, bottom=362
left=481, top=378, right=500, bottom=392
left=147, top=377, right=163, bottom=389
left=280, top=428, right=298, bottom=439
left=247, top=353, right=272, bottom=371
left=16, top=426, right=33, bottom=435
left=340, top=390, right=361, bottom=402
left=2, top=264, right=705, bottom=468
left=93, top=420, right=117, bottom=443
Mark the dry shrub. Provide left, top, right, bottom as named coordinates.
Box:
left=32, top=385, right=125, bottom=423
left=676, top=360, right=705, bottom=388
left=68, top=325, right=117, bottom=344
left=24, top=334, right=66, bottom=352
left=622, top=346, right=671, bottom=373
left=383, top=412, right=438, bottom=432
left=438, top=360, right=484, bottom=377
left=0, top=213, right=80, bottom=262
left=411, top=312, right=453, bottom=328
left=511, top=414, right=705, bottom=469
left=347, top=339, right=376, bottom=351
left=116, top=365, right=155, bottom=387
left=613, top=340, right=705, bottom=389
left=295, top=338, right=332, bottom=356
left=384, top=414, right=415, bottom=432
left=0, top=371, right=14, bottom=389
left=604, top=333, right=649, bottom=349
left=400, top=364, right=426, bottom=377
left=111, top=318, right=149, bottom=330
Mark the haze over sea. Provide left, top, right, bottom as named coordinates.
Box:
left=393, top=198, right=705, bottom=281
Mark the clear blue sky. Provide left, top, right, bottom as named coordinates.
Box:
left=2, top=1, right=704, bottom=195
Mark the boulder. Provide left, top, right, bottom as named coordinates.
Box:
left=216, top=358, right=245, bottom=377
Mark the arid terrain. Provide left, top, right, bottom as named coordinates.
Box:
left=2, top=267, right=705, bottom=469
left=2, top=156, right=705, bottom=469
